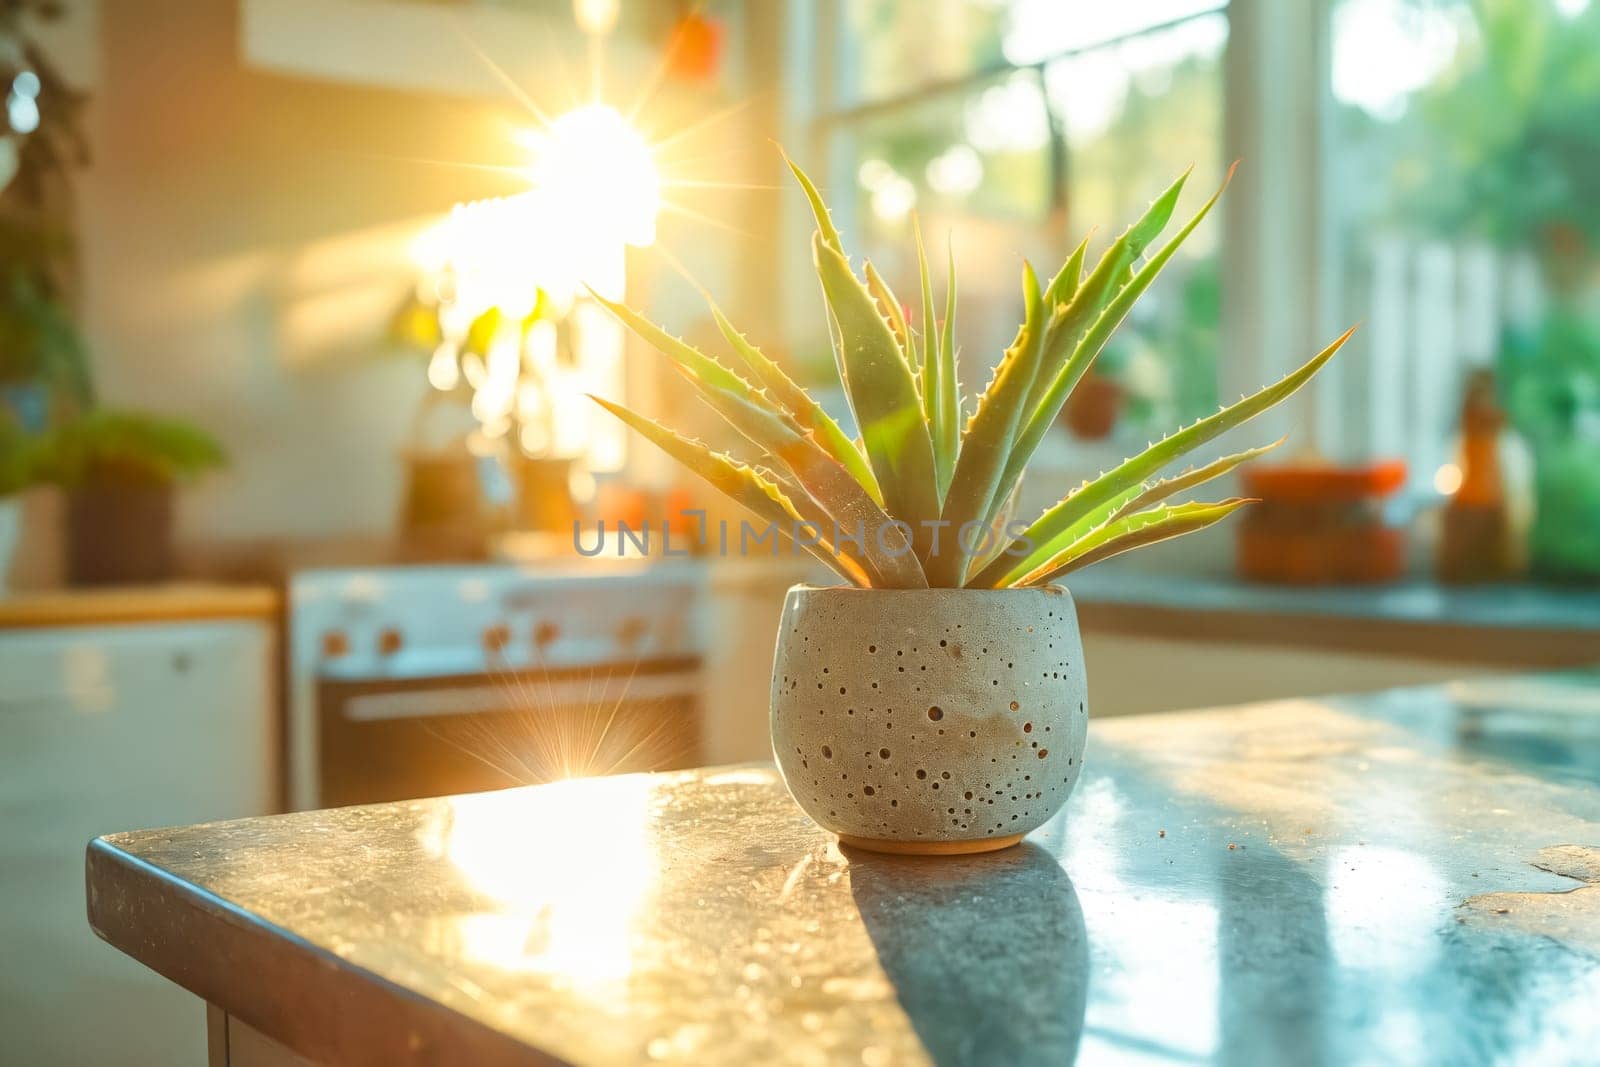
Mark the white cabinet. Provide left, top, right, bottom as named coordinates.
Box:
left=0, top=617, right=276, bottom=1067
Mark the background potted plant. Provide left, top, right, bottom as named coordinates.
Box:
left=37, top=410, right=225, bottom=585
left=1060, top=338, right=1126, bottom=440
left=591, top=155, right=1351, bottom=854
left=0, top=0, right=91, bottom=431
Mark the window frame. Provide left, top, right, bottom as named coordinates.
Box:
left=779, top=0, right=1336, bottom=457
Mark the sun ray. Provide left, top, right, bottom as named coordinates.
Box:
left=649, top=96, right=757, bottom=155
left=448, top=19, right=554, bottom=127
left=622, top=0, right=709, bottom=126
left=587, top=31, right=606, bottom=104
left=662, top=179, right=788, bottom=191
left=350, top=153, right=531, bottom=180
left=419, top=645, right=695, bottom=789
left=659, top=198, right=757, bottom=239
left=656, top=144, right=774, bottom=171
left=594, top=658, right=641, bottom=767
left=650, top=241, right=711, bottom=295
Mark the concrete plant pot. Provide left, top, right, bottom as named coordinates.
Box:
left=771, top=584, right=1088, bottom=855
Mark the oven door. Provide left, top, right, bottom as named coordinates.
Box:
left=316, top=656, right=702, bottom=806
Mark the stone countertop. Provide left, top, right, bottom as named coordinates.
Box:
left=87, top=671, right=1600, bottom=1065
left=1064, top=569, right=1600, bottom=667
left=1064, top=567, right=1600, bottom=632
left=0, top=583, right=281, bottom=629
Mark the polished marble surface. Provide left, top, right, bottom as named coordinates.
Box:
left=88, top=671, right=1600, bottom=1065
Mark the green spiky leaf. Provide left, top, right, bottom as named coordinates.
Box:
left=783, top=149, right=844, bottom=254
left=680, top=377, right=929, bottom=589
left=914, top=220, right=946, bottom=491
left=588, top=395, right=865, bottom=585
left=978, top=438, right=1283, bottom=588
left=937, top=237, right=960, bottom=481
left=865, top=260, right=913, bottom=364
left=708, top=304, right=882, bottom=505
left=976, top=325, right=1354, bottom=586
left=928, top=261, right=1045, bottom=587
left=1042, top=235, right=1090, bottom=311
left=1019, top=499, right=1255, bottom=586
left=1000, top=168, right=1214, bottom=511
left=588, top=289, right=760, bottom=400
left=813, top=232, right=943, bottom=558
left=1106, top=437, right=1286, bottom=524
left=593, top=292, right=927, bottom=587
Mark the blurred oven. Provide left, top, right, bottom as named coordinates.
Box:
left=317, top=654, right=701, bottom=807
left=291, top=564, right=706, bottom=808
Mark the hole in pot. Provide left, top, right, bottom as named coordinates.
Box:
left=822, top=746, right=833, bottom=759
left=927, top=706, right=943, bottom=721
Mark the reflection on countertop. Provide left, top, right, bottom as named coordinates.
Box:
left=86, top=670, right=1600, bottom=1065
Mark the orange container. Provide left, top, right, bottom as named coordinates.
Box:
left=1236, top=460, right=1408, bottom=585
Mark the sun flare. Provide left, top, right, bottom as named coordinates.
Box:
left=521, top=103, right=662, bottom=249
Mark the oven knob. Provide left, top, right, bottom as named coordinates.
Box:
left=615, top=616, right=647, bottom=648
left=377, top=627, right=403, bottom=656
left=533, top=621, right=560, bottom=650
left=483, top=623, right=511, bottom=655
left=321, top=630, right=349, bottom=658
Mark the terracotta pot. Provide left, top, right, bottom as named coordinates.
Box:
left=1063, top=374, right=1123, bottom=440
left=67, top=482, right=175, bottom=585
left=770, top=585, right=1088, bottom=855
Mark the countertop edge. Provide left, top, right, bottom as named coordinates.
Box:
left=1073, top=597, right=1600, bottom=667
left=83, top=837, right=569, bottom=1067
left=1, top=584, right=281, bottom=629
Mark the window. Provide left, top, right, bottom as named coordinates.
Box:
left=1324, top=0, right=1600, bottom=576
left=812, top=1, right=1229, bottom=440
left=796, top=0, right=1600, bottom=579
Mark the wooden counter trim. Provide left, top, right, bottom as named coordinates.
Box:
left=1075, top=598, right=1600, bottom=669
left=84, top=838, right=566, bottom=1067
left=0, top=584, right=281, bottom=629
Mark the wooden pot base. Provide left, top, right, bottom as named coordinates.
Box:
left=836, top=832, right=1026, bottom=856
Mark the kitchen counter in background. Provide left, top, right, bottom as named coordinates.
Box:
left=0, top=583, right=280, bottom=629
left=87, top=670, right=1600, bottom=1066
left=1, top=583, right=280, bottom=1066
left=1062, top=568, right=1600, bottom=720
left=1067, top=567, right=1600, bottom=653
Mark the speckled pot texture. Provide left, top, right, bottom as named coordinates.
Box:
left=770, top=584, right=1089, bottom=855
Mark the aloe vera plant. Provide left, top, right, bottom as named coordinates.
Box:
left=591, top=157, right=1354, bottom=589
